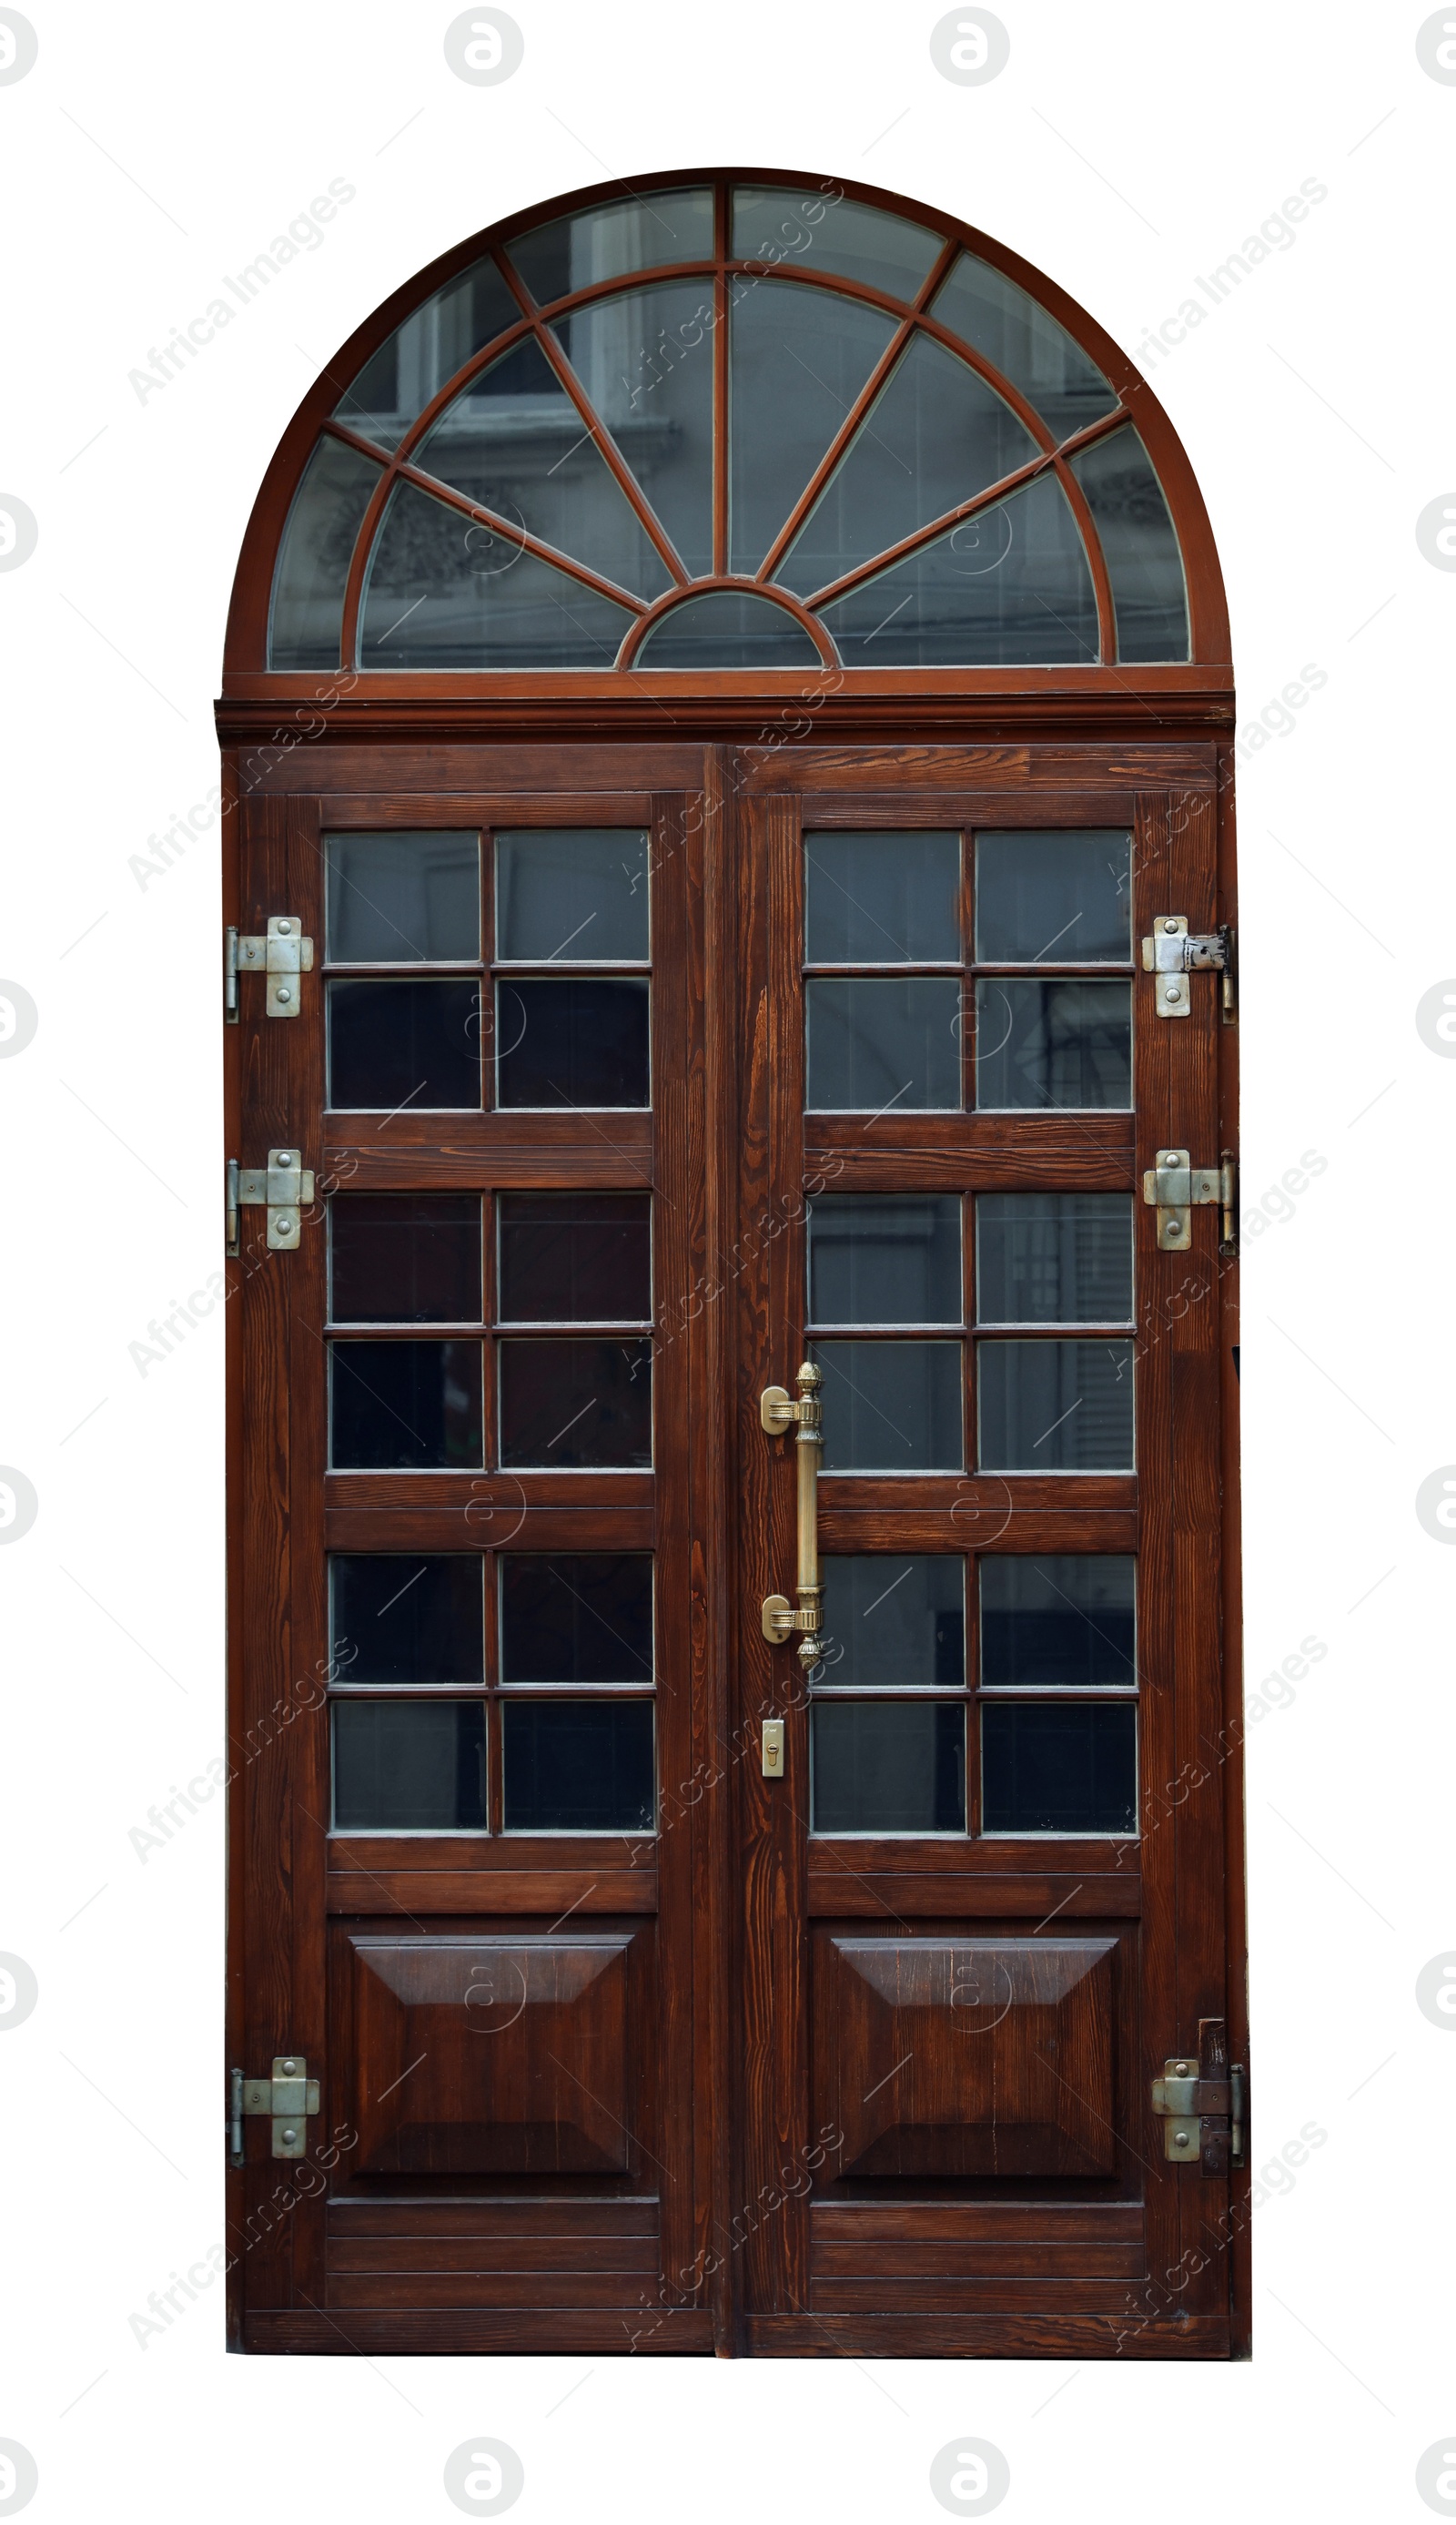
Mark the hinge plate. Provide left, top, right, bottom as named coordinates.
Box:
left=230, top=2054, right=320, bottom=2162
left=1141, top=1148, right=1220, bottom=1251
left=1151, top=2020, right=1247, bottom=2172
left=226, top=917, right=314, bottom=1020
left=230, top=1148, right=315, bottom=1252
left=1141, top=916, right=1233, bottom=1018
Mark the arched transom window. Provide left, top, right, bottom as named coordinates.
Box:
left=268, top=176, right=1193, bottom=674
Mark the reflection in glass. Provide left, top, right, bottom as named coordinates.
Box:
left=496, top=829, right=649, bottom=961
left=981, top=1700, right=1137, bottom=1833
left=729, top=279, right=897, bottom=573
left=359, top=479, right=635, bottom=669
left=805, top=830, right=960, bottom=964
left=500, top=1555, right=653, bottom=1683
left=494, top=977, right=650, bottom=1108
left=806, top=977, right=962, bottom=1110
left=814, top=1340, right=962, bottom=1471
left=732, top=188, right=942, bottom=302
left=268, top=435, right=384, bottom=669
left=502, top=1698, right=654, bottom=1830
left=330, top=1339, right=484, bottom=1470
left=974, top=979, right=1131, bottom=1110
left=332, top=1699, right=487, bottom=1831
left=497, top=1193, right=651, bottom=1323
left=551, top=281, right=717, bottom=577
left=330, top=1195, right=482, bottom=1324
left=977, top=1339, right=1135, bottom=1471
left=325, top=831, right=480, bottom=964
left=328, top=978, right=481, bottom=1110
left=1070, top=428, right=1189, bottom=664
left=811, top=1700, right=965, bottom=1833
left=334, top=257, right=521, bottom=451
left=808, top=1195, right=962, bottom=1325
left=499, top=1340, right=652, bottom=1467
left=637, top=591, right=822, bottom=668
left=979, top=1556, right=1135, bottom=1689
left=819, top=1557, right=965, bottom=1686
left=511, top=189, right=713, bottom=304
left=817, top=472, right=1098, bottom=664
left=930, top=253, right=1119, bottom=444
left=329, top=1556, right=485, bottom=1686
left=976, top=1194, right=1132, bottom=1324
left=975, top=829, right=1131, bottom=963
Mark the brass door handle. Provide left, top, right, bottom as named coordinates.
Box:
left=761, top=1360, right=824, bottom=1668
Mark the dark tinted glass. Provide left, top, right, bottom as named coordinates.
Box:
left=819, top=1557, right=965, bottom=1686
left=976, top=1194, right=1132, bottom=1323
left=497, top=1194, right=651, bottom=1323
left=335, top=255, right=521, bottom=451
left=637, top=592, right=822, bottom=668
left=330, top=1339, right=484, bottom=1469
left=325, top=832, right=480, bottom=963
left=550, top=281, right=716, bottom=579
left=332, top=1699, right=487, bottom=1830
left=1069, top=429, right=1189, bottom=664
left=981, top=1701, right=1137, bottom=1833
left=975, top=831, right=1132, bottom=963
left=732, top=188, right=942, bottom=300
left=511, top=188, right=713, bottom=303
left=817, top=473, right=1098, bottom=666
left=499, top=1340, right=652, bottom=1467
left=495, top=978, right=650, bottom=1108
left=814, top=1341, right=962, bottom=1471
left=729, top=280, right=897, bottom=573
left=495, top=830, right=649, bottom=962
left=329, top=1556, right=484, bottom=1686
left=268, top=436, right=384, bottom=669
left=502, top=1698, right=654, bottom=1831
left=811, top=1700, right=965, bottom=1833
left=980, top=1557, right=1136, bottom=1689
left=808, top=1195, right=962, bottom=1324
left=806, top=978, right=962, bottom=1110
left=977, top=1340, right=1135, bottom=1472
left=359, top=479, right=635, bottom=669
left=330, top=1195, right=481, bottom=1324
left=974, top=979, right=1131, bottom=1110
left=328, top=979, right=481, bottom=1111
left=930, top=254, right=1118, bottom=444
left=804, top=831, right=960, bottom=964
left=500, top=1556, right=653, bottom=1683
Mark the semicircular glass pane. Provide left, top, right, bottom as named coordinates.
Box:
left=815, top=471, right=1097, bottom=666
left=1068, top=426, right=1189, bottom=662
left=334, top=257, right=522, bottom=451
left=359, top=479, right=636, bottom=668
left=551, top=281, right=717, bottom=577
left=732, top=187, right=942, bottom=301
left=268, top=434, right=386, bottom=668
left=777, top=331, right=1038, bottom=600
left=508, top=188, right=714, bottom=305
left=635, top=591, right=822, bottom=669
left=730, top=279, right=898, bottom=574
left=414, top=337, right=671, bottom=602
left=930, top=254, right=1118, bottom=444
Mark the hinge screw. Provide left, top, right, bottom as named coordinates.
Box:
left=278, top=921, right=291, bottom=934
left=281, top=2059, right=296, bottom=2074
left=277, top=988, right=291, bottom=1005
left=1163, top=918, right=1178, bottom=932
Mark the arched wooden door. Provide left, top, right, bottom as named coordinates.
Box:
left=220, top=169, right=1245, bottom=2359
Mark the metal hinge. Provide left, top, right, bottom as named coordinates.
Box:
left=1142, top=916, right=1235, bottom=1020
left=225, top=917, right=314, bottom=1021
left=1151, top=2019, right=1247, bottom=2173
left=1142, top=1149, right=1238, bottom=1255
left=226, top=1149, right=316, bottom=1255
left=228, top=2056, right=320, bottom=2165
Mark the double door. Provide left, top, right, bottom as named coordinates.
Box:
left=226, top=738, right=1242, bottom=2357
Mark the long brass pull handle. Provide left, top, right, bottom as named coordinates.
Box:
left=761, top=1360, right=824, bottom=1668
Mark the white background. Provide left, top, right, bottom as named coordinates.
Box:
left=0, top=3, right=1452, bottom=2520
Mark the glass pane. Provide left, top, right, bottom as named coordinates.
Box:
left=510, top=189, right=713, bottom=303
left=977, top=1340, right=1135, bottom=1471
left=805, top=831, right=960, bottom=964
left=976, top=1194, right=1132, bottom=1323
left=329, top=1556, right=484, bottom=1686
left=816, top=472, right=1098, bottom=664
left=334, top=256, right=522, bottom=451
left=359, top=479, right=635, bottom=668
left=637, top=591, right=822, bottom=668
left=498, top=1193, right=651, bottom=1323
left=328, top=979, right=481, bottom=1110
left=811, top=1701, right=965, bottom=1833
left=806, top=978, right=962, bottom=1110
left=332, top=1699, right=487, bottom=1831
left=819, top=1556, right=965, bottom=1686
left=930, top=253, right=1119, bottom=444
left=975, top=829, right=1132, bottom=963
left=778, top=333, right=1037, bottom=599
left=813, top=1341, right=963, bottom=1472
left=551, top=282, right=716, bottom=578
left=729, top=279, right=897, bottom=573
left=981, top=1701, right=1137, bottom=1833
left=980, top=1556, right=1135, bottom=1689
left=974, top=979, right=1131, bottom=1110
left=502, top=1699, right=654, bottom=1831
left=495, top=978, right=649, bottom=1108
left=733, top=188, right=942, bottom=302
left=499, top=1340, right=652, bottom=1467
left=1070, top=428, right=1189, bottom=663
left=415, top=337, right=671, bottom=603
left=500, top=1555, right=653, bottom=1682
left=496, top=829, right=649, bottom=961
left=330, top=1339, right=484, bottom=1470
left=330, top=1194, right=482, bottom=1324
left=325, top=831, right=480, bottom=964
left=268, top=435, right=383, bottom=669
left=808, top=1195, right=962, bottom=1325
